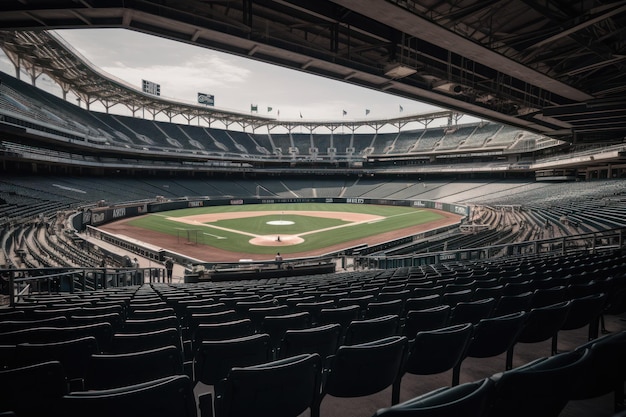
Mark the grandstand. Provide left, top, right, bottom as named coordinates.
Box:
left=2, top=2, right=626, bottom=417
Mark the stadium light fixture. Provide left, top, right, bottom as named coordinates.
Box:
left=384, top=63, right=417, bottom=79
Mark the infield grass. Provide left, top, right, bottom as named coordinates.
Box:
left=127, top=203, right=445, bottom=255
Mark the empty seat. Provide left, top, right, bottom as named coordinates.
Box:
left=129, top=307, right=176, bottom=320
left=449, top=297, right=496, bottom=325
left=261, top=312, right=311, bottom=353
left=571, top=330, right=626, bottom=411
left=193, top=319, right=254, bottom=346
left=0, top=361, right=67, bottom=417
left=322, top=336, right=408, bottom=410
left=110, top=327, right=182, bottom=354
left=404, top=295, right=442, bottom=313
left=365, top=299, right=404, bottom=319
left=17, top=335, right=99, bottom=382
left=551, top=292, right=607, bottom=354
left=373, top=377, right=495, bottom=417
left=344, top=314, right=400, bottom=345
left=279, top=323, right=341, bottom=364
left=120, top=316, right=180, bottom=335
left=491, top=291, right=533, bottom=317
left=0, top=316, right=68, bottom=333
left=442, top=290, right=473, bottom=307
left=193, top=333, right=272, bottom=388
left=70, top=312, right=123, bottom=333
left=393, top=322, right=473, bottom=403
left=402, top=305, right=451, bottom=340
left=294, top=300, right=335, bottom=325
left=453, top=311, right=527, bottom=383
left=61, top=375, right=201, bottom=417
left=491, top=348, right=592, bottom=417
left=506, top=300, right=571, bottom=370
left=247, top=305, right=290, bottom=331
left=86, top=345, right=184, bottom=390
left=214, top=353, right=322, bottom=417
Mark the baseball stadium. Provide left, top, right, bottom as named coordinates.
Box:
left=1, top=2, right=626, bottom=417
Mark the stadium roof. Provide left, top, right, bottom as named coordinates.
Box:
left=0, top=1, right=625, bottom=143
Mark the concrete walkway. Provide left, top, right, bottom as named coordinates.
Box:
left=79, top=233, right=185, bottom=284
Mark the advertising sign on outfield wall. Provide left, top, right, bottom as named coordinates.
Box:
left=83, top=197, right=469, bottom=230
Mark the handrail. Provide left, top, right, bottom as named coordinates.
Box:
left=1, top=266, right=167, bottom=307
left=355, top=227, right=625, bottom=269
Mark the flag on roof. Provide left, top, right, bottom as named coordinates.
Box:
left=251, top=104, right=258, bottom=112
left=399, top=105, right=404, bottom=112
left=342, top=110, right=347, bottom=116
left=365, top=109, right=370, bottom=116
left=267, top=106, right=273, bottom=112
left=299, top=112, right=303, bottom=118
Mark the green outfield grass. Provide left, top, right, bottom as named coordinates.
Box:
left=126, top=203, right=446, bottom=255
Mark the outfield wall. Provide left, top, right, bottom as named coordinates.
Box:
left=78, top=197, right=469, bottom=229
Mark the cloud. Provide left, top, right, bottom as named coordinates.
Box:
left=99, top=54, right=251, bottom=105
left=13, top=28, right=460, bottom=123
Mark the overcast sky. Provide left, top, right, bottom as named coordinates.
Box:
left=1, top=28, right=480, bottom=126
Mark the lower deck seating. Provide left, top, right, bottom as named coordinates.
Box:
left=1, top=248, right=625, bottom=417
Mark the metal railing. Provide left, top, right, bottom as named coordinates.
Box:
left=1, top=266, right=168, bottom=307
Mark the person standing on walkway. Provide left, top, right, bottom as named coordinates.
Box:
left=164, top=257, right=174, bottom=283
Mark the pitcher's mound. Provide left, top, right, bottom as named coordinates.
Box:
left=249, top=235, right=304, bottom=246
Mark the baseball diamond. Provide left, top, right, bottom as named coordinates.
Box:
left=100, top=203, right=462, bottom=262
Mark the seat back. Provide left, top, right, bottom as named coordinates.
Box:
left=193, top=319, right=254, bottom=345
left=344, top=314, right=399, bottom=345
left=0, top=361, right=67, bottom=417
left=261, top=312, right=311, bottom=350
left=531, top=286, right=568, bottom=308
left=373, top=378, right=495, bottom=417
left=324, top=336, right=408, bottom=400
left=467, top=311, right=527, bottom=359
left=17, top=336, right=99, bottom=381
left=129, top=307, right=176, bottom=320
left=404, top=323, right=473, bottom=376
left=119, top=316, right=180, bottom=334
left=194, top=333, right=271, bottom=386
left=110, top=327, right=181, bottom=354
left=561, top=292, right=607, bottom=331
left=442, top=290, right=473, bottom=307
left=294, top=300, right=335, bottom=324
left=491, top=291, right=533, bottom=317
left=62, top=375, right=197, bottom=417
left=571, top=330, right=626, bottom=400
left=70, top=312, right=123, bottom=332
left=403, top=305, right=451, bottom=339
left=0, top=316, right=68, bottom=333
left=214, top=353, right=322, bottom=417
left=248, top=305, right=290, bottom=331
left=0, top=323, right=112, bottom=352
left=449, top=298, right=496, bottom=325
left=189, top=310, right=239, bottom=336
left=318, top=304, right=360, bottom=329
left=404, top=294, right=442, bottom=313
left=86, top=345, right=183, bottom=390
left=517, top=300, right=571, bottom=344
left=365, top=299, right=404, bottom=319
left=492, top=348, right=592, bottom=417
left=279, top=323, right=341, bottom=362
